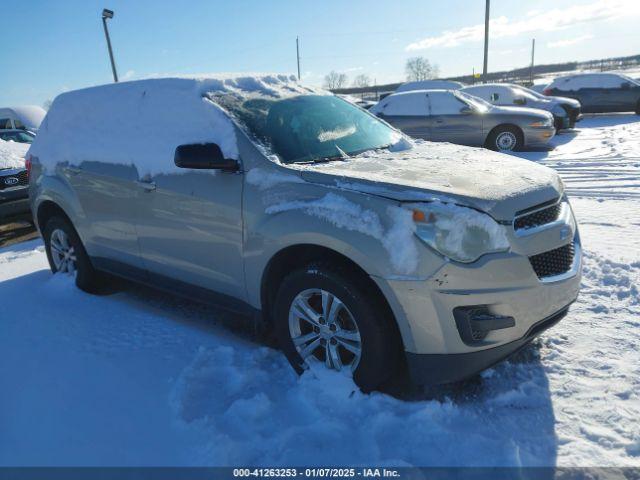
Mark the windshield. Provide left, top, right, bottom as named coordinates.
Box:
left=512, top=87, right=541, bottom=101
left=0, top=131, right=34, bottom=144
left=454, top=91, right=491, bottom=112
left=212, top=94, right=402, bottom=164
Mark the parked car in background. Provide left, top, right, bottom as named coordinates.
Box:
left=370, top=89, right=555, bottom=151
left=28, top=76, right=581, bottom=391
left=0, top=130, right=35, bottom=144
left=0, top=139, right=30, bottom=220
left=462, top=83, right=581, bottom=130
left=396, top=80, right=464, bottom=93
left=543, top=73, right=640, bottom=114
left=0, top=106, right=46, bottom=132
left=338, top=94, right=377, bottom=110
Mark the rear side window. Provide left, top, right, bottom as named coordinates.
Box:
left=0, top=118, right=12, bottom=129
left=380, top=93, right=428, bottom=116
left=428, top=92, right=466, bottom=115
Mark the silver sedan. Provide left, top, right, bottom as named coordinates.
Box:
left=369, top=89, right=556, bottom=151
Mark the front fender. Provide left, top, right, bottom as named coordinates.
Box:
left=242, top=182, right=437, bottom=309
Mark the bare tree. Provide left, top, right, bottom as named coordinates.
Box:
left=324, top=71, right=349, bottom=90
left=352, top=74, right=371, bottom=88
left=405, top=57, right=439, bottom=82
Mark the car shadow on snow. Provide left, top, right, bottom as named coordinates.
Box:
left=579, top=112, right=640, bottom=128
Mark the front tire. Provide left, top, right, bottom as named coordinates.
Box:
left=43, top=216, right=103, bottom=293
left=273, top=263, right=403, bottom=392
left=486, top=125, right=523, bottom=152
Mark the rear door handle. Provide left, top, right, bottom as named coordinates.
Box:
left=136, top=180, right=157, bottom=192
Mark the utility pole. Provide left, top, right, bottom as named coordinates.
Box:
left=296, top=36, right=301, bottom=80
left=101, top=9, right=118, bottom=82
left=529, top=38, right=536, bottom=85
left=482, top=0, right=490, bottom=82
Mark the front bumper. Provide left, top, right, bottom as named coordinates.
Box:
left=405, top=304, right=571, bottom=385
left=372, top=202, right=582, bottom=386
left=523, top=125, right=555, bottom=147
left=0, top=188, right=30, bottom=219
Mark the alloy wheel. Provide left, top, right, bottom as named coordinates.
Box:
left=49, top=228, right=77, bottom=274
left=288, top=288, right=362, bottom=372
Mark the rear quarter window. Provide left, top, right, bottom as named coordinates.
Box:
left=381, top=93, right=428, bottom=116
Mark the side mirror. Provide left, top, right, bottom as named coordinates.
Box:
left=513, top=97, right=526, bottom=105
left=174, top=143, right=238, bottom=171
left=459, top=106, right=473, bottom=115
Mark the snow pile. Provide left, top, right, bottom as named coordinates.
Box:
left=0, top=139, right=28, bottom=170
left=29, top=75, right=311, bottom=177
left=266, top=193, right=418, bottom=275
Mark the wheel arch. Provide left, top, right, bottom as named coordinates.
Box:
left=36, top=200, right=74, bottom=233
left=259, top=243, right=402, bottom=344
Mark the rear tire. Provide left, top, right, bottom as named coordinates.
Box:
left=43, top=216, right=104, bottom=293
left=486, top=125, right=523, bottom=152
left=273, top=263, right=404, bottom=392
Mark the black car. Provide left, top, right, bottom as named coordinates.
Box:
left=543, top=73, right=640, bottom=114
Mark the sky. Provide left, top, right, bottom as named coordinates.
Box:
left=2, top=0, right=640, bottom=106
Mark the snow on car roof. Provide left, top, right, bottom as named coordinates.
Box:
left=29, top=74, right=321, bottom=176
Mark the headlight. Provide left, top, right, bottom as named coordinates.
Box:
left=530, top=118, right=553, bottom=127
left=412, top=203, right=510, bottom=263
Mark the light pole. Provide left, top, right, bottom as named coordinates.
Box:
left=101, top=8, right=119, bottom=83
left=482, top=0, right=490, bottom=82
left=529, top=38, right=536, bottom=85
left=296, top=36, right=301, bottom=81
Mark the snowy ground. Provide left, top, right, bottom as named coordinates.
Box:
left=1, top=115, right=639, bottom=467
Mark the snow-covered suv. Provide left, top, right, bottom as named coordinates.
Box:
left=28, top=75, right=582, bottom=391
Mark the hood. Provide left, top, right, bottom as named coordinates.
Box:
left=489, top=105, right=553, bottom=119
left=295, top=141, right=562, bottom=221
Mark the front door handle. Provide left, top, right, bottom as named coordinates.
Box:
left=136, top=180, right=157, bottom=192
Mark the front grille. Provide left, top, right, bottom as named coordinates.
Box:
left=514, top=202, right=562, bottom=231
left=0, top=170, right=28, bottom=191
left=529, top=242, right=575, bottom=279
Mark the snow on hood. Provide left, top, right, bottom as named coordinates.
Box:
left=0, top=139, right=28, bottom=170
left=30, top=74, right=316, bottom=176
left=294, top=140, right=562, bottom=221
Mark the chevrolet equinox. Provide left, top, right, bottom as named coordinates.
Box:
left=28, top=75, right=582, bottom=391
